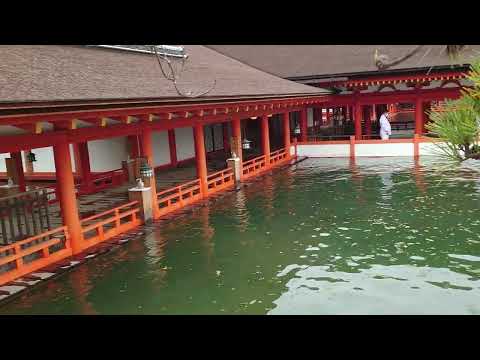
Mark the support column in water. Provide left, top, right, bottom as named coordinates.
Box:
left=261, top=114, right=271, bottom=165
left=194, top=124, right=209, bottom=196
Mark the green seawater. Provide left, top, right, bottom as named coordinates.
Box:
left=2, top=157, right=480, bottom=315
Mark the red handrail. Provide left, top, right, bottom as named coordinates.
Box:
left=0, top=226, right=72, bottom=286
left=80, top=201, right=139, bottom=224
left=207, top=168, right=234, bottom=193
left=80, top=201, right=141, bottom=249
left=242, top=155, right=267, bottom=179
left=156, top=179, right=202, bottom=216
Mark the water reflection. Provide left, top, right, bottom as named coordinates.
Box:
left=2, top=157, right=480, bottom=315
left=69, top=263, right=97, bottom=315
left=349, top=158, right=367, bottom=206
left=413, top=158, right=427, bottom=194
left=234, top=190, right=250, bottom=233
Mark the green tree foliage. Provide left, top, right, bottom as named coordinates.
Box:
left=426, top=59, right=480, bottom=161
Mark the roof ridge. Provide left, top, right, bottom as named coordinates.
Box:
left=202, top=45, right=325, bottom=93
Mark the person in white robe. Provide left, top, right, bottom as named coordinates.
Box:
left=379, top=111, right=392, bottom=140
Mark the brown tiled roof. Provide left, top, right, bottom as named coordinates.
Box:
left=206, top=45, right=480, bottom=79
left=0, top=45, right=328, bottom=105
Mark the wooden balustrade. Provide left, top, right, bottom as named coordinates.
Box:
left=242, top=155, right=267, bottom=179
left=83, top=168, right=128, bottom=194
left=207, top=168, right=234, bottom=194
left=0, top=149, right=298, bottom=286
left=156, top=179, right=202, bottom=217
left=80, top=201, right=141, bottom=250
left=0, top=189, right=53, bottom=244
left=0, top=226, right=71, bottom=286
left=269, top=148, right=288, bottom=165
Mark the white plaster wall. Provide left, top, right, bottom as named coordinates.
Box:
left=1, top=146, right=75, bottom=173
left=356, top=143, right=414, bottom=157
left=88, top=137, right=128, bottom=172
left=419, top=142, right=443, bottom=156
left=0, top=153, right=14, bottom=172
left=175, top=127, right=195, bottom=161
left=297, top=144, right=350, bottom=157
left=32, top=147, right=56, bottom=172
left=152, top=131, right=170, bottom=167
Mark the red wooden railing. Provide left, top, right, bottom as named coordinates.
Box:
left=83, top=168, right=128, bottom=194
left=207, top=168, right=234, bottom=194
left=80, top=201, right=141, bottom=250
left=242, top=155, right=267, bottom=179
left=42, top=168, right=126, bottom=203
left=0, top=226, right=72, bottom=286
left=269, top=148, right=288, bottom=166
left=156, top=179, right=202, bottom=217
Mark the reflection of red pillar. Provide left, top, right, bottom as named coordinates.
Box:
left=415, top=97, right=424, bottom=135
left=70, top=261, right=97, bottom=314
left=11, top=152, right=26, bottom=192
left=139, top=129, right=159, bottom=217
left=300, top=108, right=307, bottom=142
left=231, top=116, right=242, bottom=162
left=194, top=124, right=208, bottom=196
left=413, top=157, right=426, bottom=194
left=354, top=103, right=362, bottom=140
left=53, top=142, right=82, bottom=255
left=283, top=112, right=291, bottom=153
left=168, top=130, right=178, bottom=167
left=261, top=115, right=271, bottom=165
left=349, top=157, right=366, bottom=205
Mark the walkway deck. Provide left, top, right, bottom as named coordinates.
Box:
left=45, top=156, right=230, bottom=227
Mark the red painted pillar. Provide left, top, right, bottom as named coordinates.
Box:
left=283, top=111, right=291, bottom=153
left=300, top=108, right=308, bottom=142
left=261, top=114, right=271, bottom=165
left=354, top=103, right=363, bottom=140
left=422, top=101, right=431, bottom=134
left=222, top=122, right=230, bottom=153
left=53, top=142, right=82, bottom=255
left=11, top=152, right=26, bottom=192
left=139, top=129, right=159, bottom=217
left=231, top=115, right=242, bottom=162
left=415, top=97, right=424, bottom=135
left=128, top=135, right=141, bottom=159
left=167, top=129, right=178, bottom=167
left=194, top=124, right=209, bottom=196
left=77, top=142, right=92, bottom=189
left=364, top=106, right=372, bottom=137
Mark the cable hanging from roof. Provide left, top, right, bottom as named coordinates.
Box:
left=374, top=45, right=468, bottom=73
left=151, top=45, right=216, bottom=98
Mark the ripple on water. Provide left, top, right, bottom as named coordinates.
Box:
left=269, top=264, right=480, bottom=315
